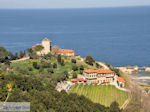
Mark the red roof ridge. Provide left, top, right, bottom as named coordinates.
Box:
left=84, top=69, right=114, bottom=74
left=117, top=77, right=125, bottom=82
left=71, top=78, right=87, bottom=82
left=58, top=49, right=74, bottom=53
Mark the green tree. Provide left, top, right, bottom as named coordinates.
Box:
left=0, top=46, right=9, bottom=60
left=0, top=72, right=119, bottom=112
left=72, top=65, right=78, bottom=71
left=57, top=54, right=61, bottom=63
left=4, top=60, right=11, bottom=66
left=63, top=71, right=69, bottom=79
left=53, top=63, right=57, bottom=69
left=27, top=48, right=33, bottom=54
left=8, top=52, right=16, bottom=60
left=85, top=56, right=95, bottom=66
left=19, top=51, right=24, bottom=59
left=39, top=68, right=44, bottom=73
left=14, top=52, right=18, bottom=59
left=34, top=45, right=44, bottom=54
left=110, top=101, right=121, bottom=112
left=80, top=70, right=83, bottom=74
left=29, top=52, right=39, bottom=59
left=33, top=62, right=39, bottom=69
left=47, top=68, right=54, bottom=74
left=23, top=50, right=26, bottom=56
left=43, top=53, right=52, bottom=60
left=96, top=63, right=102, bottom=68
left=60, top=59, right=65, bottom=66
left=71, top=59, right=76, bottom=64
left=80, top=65, right=84, bottom=71
left=28, top=67, right=33, bottom=71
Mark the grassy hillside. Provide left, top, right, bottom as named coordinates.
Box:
left=10, top=59, right=88, bottom=78
left=70, top=84, right=128, bottom=107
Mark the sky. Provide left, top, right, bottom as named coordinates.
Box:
left=0, top=0, right=150, bottom=9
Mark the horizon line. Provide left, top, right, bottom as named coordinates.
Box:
left=0, top=5, right=150, bottom=10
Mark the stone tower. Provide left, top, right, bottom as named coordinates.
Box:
left=41, top=38, right=51, bottom=54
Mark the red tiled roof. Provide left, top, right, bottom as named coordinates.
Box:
left=32, top=45, right=36, bottom=48
left=97, top=70, right=114, bottom=74
left=71, top=78, right=87, bottom=82
left=84, top=69, right=114, bottom=74
left=117, top=77, right=125, bottom=82
left=57, top=49, right=74, bottom=53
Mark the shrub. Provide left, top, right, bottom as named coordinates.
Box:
left=39, top=68, right=44, bottom=73
left=33, top=62, right=37, bottom=68
left=53, top=63, right=57, bottom=69
left=28, top=67, right=33, bottom=71
left=33, top=62, right=40, bottom=69
left=29, top=52, right=39, bottom=59
left=85, top=56, right=95, bottom=66
left=43, top=53, right=52, bottom=59
left=71, top=59, right=76, bottom=64
left=64, top=71, right=69, bottom=79
left=110, top=101, right=121, bottom=112
left=4, top=60, right=11, bottom=66
left=57, top=55, right=61, bottom=63
left=80, top=65, right=84, bottom=71
left=80, top=70, right=83, bottom=74
left=19, top=51, right=24, bottom=59
left=60, top=60, right=65, bottom=66
left=47, top=68, right=54, bottom=74
left=72, top=65, right=78, bottom=71
left=43, top=62, right=51, bottom=68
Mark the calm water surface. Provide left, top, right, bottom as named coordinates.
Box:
left=0, top=6, right=150, bottom=67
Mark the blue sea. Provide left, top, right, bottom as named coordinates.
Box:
left=0, top=6, right=150, bottom=67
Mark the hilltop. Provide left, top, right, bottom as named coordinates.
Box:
left=1, top=38, right=149, bottom=112
left=0, top=46, right=124, bottom=112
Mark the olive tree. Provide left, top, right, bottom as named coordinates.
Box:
left=0, top=46, right=9, bottom=61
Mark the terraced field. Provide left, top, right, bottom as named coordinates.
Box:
left=70, top=84, right=128, bottom=107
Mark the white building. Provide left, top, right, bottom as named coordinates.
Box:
left=32, top=38, right=52, bottom=55
left=117, top=77, right=125, bottom=87
left=83, top=69, right=115, bottom=84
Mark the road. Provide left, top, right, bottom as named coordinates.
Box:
left=98, top=62, right=110, bottom=70
left=11, top=56, right=30, bottom=63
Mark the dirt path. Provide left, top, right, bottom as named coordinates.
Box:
left=98, top=62, right=110, bottom=70
left=11, top=56, right=30, bottom=63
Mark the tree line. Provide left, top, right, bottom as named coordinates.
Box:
left=0, top=70, right=121, bottom=112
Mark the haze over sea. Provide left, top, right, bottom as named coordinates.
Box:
left=0, top=6, right=150, bottom=67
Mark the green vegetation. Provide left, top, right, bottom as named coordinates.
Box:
left=0, top=60, right=122, bottom=112
left=0, top=46, right=124, bottom=112
left=71, top=59, right=76, bottom=64
left=33, top=44, right=44, bottom=53
left=0, top=46, right=27, bottom=63
left=85, top=56, right=95, bottom=66
left=70, top=84, right=128, bottom=107
left=140, top=84, right=150, bottom=87
left=0, top=46, right=9, bottom=60
left=9, top=55, right=92, bottom=82
left=0, top=71, right=122, bottom=112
